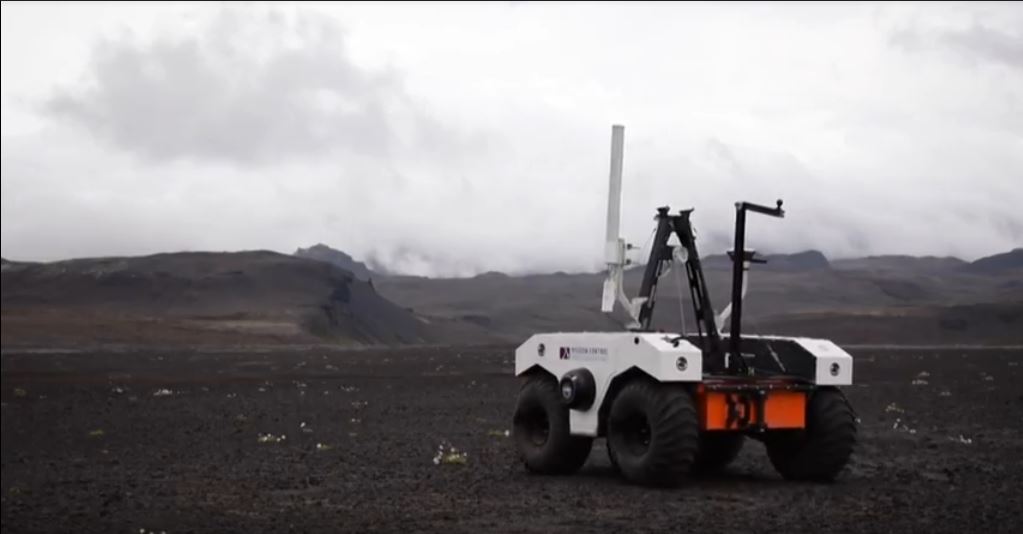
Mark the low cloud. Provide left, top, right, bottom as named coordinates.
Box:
left=44, top=8, right=444, bottom=165
left=942, top=24, right=1023, bottom=69
left=890, top=22, right=1023, bottom=70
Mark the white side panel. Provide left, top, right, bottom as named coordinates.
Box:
left=795, top=337, right=854, bottom=385
left=515, top=332, right=702, bottom=436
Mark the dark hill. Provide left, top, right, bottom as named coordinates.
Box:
left=761, top=250, right=830, bottom=271
left=701, top=250, right=830, bottom=271
left=294, top=244, right=374, bottom=281
left=1, top=251, right=431, bottom=347
left=832, top=255, right=967, bottom=274
left=756, top=301, right=1023, bottom=345
left=964, top=249, right=1023, bottom=274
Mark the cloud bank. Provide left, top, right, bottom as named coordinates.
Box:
left=2, top=2, right=1021, bottom=276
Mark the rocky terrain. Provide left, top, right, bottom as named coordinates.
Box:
left=2, top=345, right=1021, bottom=533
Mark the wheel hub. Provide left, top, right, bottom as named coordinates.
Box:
left=518, top=406, right=551, bottom=447
left=620, top=413, right=652, bottom=455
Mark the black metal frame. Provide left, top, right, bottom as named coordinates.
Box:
left=635, top=208, right=724, bottom=364
left=633, top=200, right=784, bottom=376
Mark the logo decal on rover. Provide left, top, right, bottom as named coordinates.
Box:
left=558, top=346, right=608, bottom=362
left=537, top=343, right=545, bottom=357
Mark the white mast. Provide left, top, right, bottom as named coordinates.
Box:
left=604, top=125, right=625, bottom=257
left=601, top=125, right=641, bottom=326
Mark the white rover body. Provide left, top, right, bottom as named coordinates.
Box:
left=516, top=333, right=853, bottom=437
left=512, top=126, right=857, bottom=486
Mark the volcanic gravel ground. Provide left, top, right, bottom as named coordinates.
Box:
left=2, top=346, right=1022, bottom=533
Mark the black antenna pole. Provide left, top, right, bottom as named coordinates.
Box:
left=729, top=204, right=747, bottom=369
left=729, top=200, right=785, bottom=373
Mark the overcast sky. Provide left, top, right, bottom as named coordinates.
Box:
left=2, top=1, right=1021, bottom=276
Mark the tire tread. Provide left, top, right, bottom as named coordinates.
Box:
left=766, top=388, right=857, bottom=481
left=513, top=375, right=593, bottom=475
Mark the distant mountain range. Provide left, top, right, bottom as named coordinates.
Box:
left=291, top=244, right=1023, bottom=279
left=1, top=246, right=1020, bottom=348
left=370, top=245, right=1023, bottom=345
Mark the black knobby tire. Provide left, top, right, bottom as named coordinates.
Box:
left=606, top=380, right=699, bottom=487
left=765, top=388, right=857, bottom=481
left=691, top=432, right=745, bottom=474
left=512, top=374, right=593, bottom=475
left=606, top=438, right=619, bottom=472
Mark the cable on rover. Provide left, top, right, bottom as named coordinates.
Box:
left=747, top=314, right=787, bottom=374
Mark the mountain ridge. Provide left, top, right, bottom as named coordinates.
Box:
left=2, top=246, right=1020, bottom=347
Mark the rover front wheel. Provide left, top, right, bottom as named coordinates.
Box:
left=607, top=380, right=699, bottom=487
left=512, top=374, right=593, bottom=474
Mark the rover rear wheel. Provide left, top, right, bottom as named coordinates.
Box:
left=764, top=388, right=857, bottom=481
left=692, top=432, right=745, bottom=474
left=607, top=380, right=698, bottom=487
left=512, top=374, right=593, bottom=474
